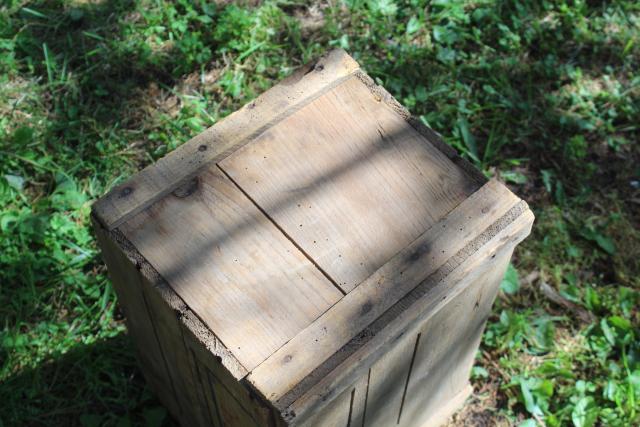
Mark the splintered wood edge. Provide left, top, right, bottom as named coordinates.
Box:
left=91, top=213, right=248, bottom=380
left=246, top=180, right=528, bottom=406
left=285, top=205, right=534, bottom=425
left=92, top=49, right=361, bottom=231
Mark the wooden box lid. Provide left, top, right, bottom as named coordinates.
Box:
left=93, top=50, right=533, bottom=411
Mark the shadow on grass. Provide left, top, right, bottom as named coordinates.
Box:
left=11, top=0, right=202, bottom=141
left=0, top=333, right=177, bottom=427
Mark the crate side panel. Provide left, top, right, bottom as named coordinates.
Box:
left=139, top=280, right=211, bottom=427
left=120, top=167, right=342, bottom=370
left=93, top=221, right=182, bottom=418
left=314, top=248, right=511, bottom=427
left=220, top=76, right=479, bottom=293
left=183, top=320, right=275, bottom=427
left=281, top=207, right=533, bottom=422
left=399, top=249, right=512, bottom=427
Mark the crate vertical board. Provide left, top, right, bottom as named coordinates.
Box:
left=398, top=249, right=512, bottom=427
left=93, top=223, right=182, bottom=418
left=298, top=372, right=370, bottom=427
left=364, top=324, right=420, bottom=427
left=92, top=49, right=534, bottom=427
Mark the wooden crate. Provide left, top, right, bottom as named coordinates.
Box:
left=92, top=49, right=534, bottom=427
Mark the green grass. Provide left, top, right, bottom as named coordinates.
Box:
left=1, top=0, right=638, bottom=426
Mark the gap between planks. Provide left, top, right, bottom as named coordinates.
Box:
left=285, top=207, right=533, bottom=424
left=93, top=49, right=361, bottom=231
left=216, top=163, right=346, bottom=296
left=247, top=179, right=522, bottom=404
left=397, top=333, right=421, bottom=425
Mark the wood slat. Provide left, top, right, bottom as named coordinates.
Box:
left=364, top=330, right=419, bottom=427
left=209, top=371, right=259, bottom=427
left=247, top=179, right=520, bottom=403
left=285, top=207, right=534, bottom=423
left=120, top=167, right=343, bottom=370
left=92, top=218, right=183, bottom=419
left=299, top=384, right=352, bottom=427
left=93, top=49, right=360, bottom=230
left=399, top=250, right=511, bottom=427
left=140, top=280, right=211, bottom=427
left=349, top=371, right=370, bottom=427
left=188, top=348, right=223, bottom=427
left=220, top=76, right=479, bottom=293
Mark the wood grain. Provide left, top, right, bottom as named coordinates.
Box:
left=285, top=207, right=534, bottom=423
left=247, top=180, right=520, bottom=403
left=92, top=218, right=183, bottom=419
left=93, top=49, right=359, bottom=230
left=399, top=250, right=511, bottom=427
left=349, top=370, right=370, bottom=427
left=220, top=76, right=479, bottom=293
left=140, top=278, right=211, bottom=426
left=364, top=331, right=418, bottom=427
left=120, top=167, right=343, bottom=371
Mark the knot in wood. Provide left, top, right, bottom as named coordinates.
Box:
left=119, top=186, right=133, bottom=198
left=172, top=177, right=199, bottom=198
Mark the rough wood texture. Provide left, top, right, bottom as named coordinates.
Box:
left=284, top=207, right=534, bottom=424
left=220, top=76, right=479, bottom=292
left=398, top=251, right=512, bottom=427
left=93, top=49, right=360, bottom=231
left=92, top=49, right=535, bottom=427
left=363, top=328, right=418, bottom=427
left=183, top=316, right=275, bottom=426
left=247, top=180, right=520, bottom=404
left=93, top=219, right=182, bottom=418
left=96, top=219, right=279, bottom=426
left=120, top=167, right=342, bottom=370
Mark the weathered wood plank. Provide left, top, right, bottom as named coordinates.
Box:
left=120, top=167, right=343, bottom=370
left=188, top=347, right=223, bottom=427
left=284, top=206, right=534, bottom=423
left=209, top=370, right=259, bottom=427
left=92, top=217, right=182, bottom=419
left=349, top=370, right=370, bottom=427
left=299, top=383, right=352, bottom=427
left=93, top=49, right=360, bottom=230
left=139, top=277, right=211, bottom=426
left=247, top=180, right=520, bottom=403
left=220, top=76, right=479, bottom=293
left=364, top=331, right=419, bottom=427
left=399, top=250, right=512, bottom=427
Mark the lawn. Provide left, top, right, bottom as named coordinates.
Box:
left=0, top=0, right=638, bottom=426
